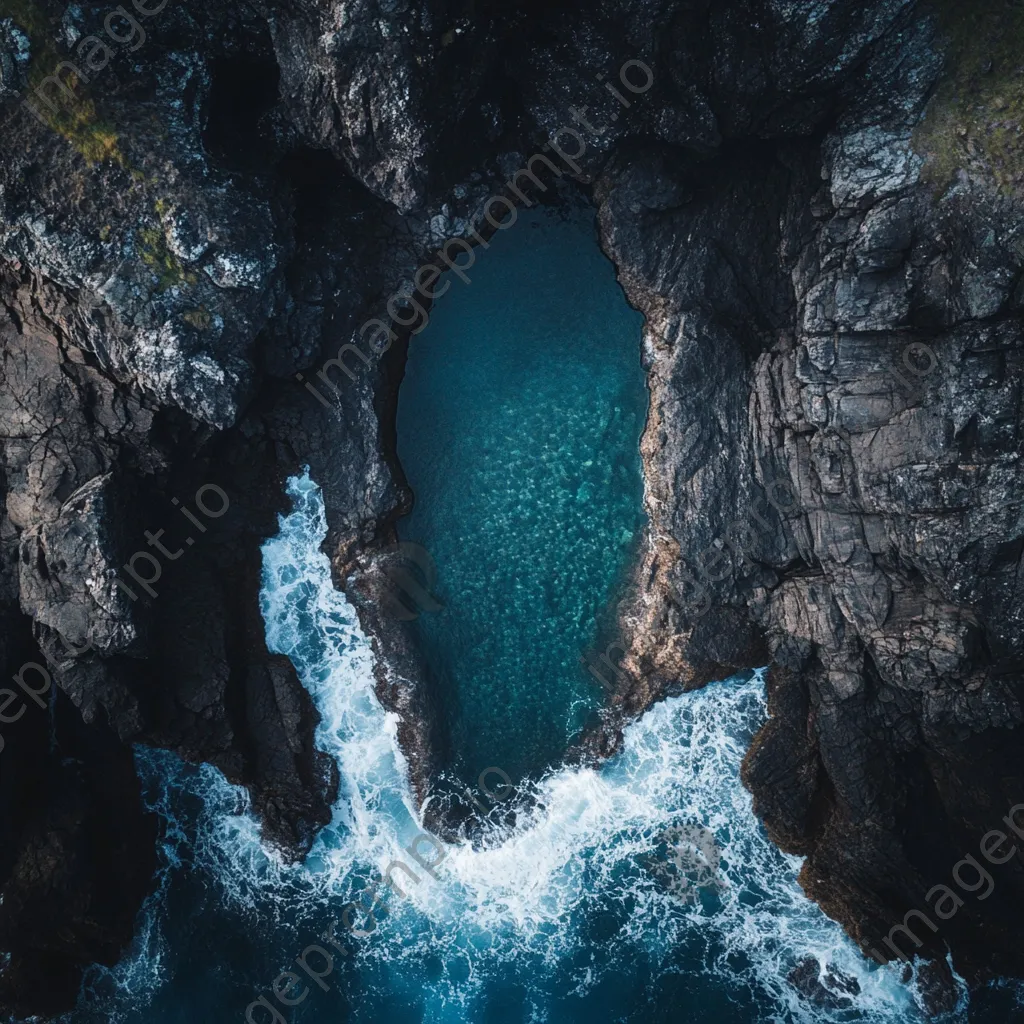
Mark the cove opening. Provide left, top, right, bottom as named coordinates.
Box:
left=395, top=197, right=648, bottom=786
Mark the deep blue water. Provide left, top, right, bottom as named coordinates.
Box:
left=394, top=199, right=647, bottom=785
left=53, top=202, right=1020, bottom=1024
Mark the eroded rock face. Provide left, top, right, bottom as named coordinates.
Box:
left=0, top=0, right=411, bottom=1010
left=0, top=0, right=1022, bottom=1017
left=269, top=0, right=497, bottom=212
left=590, top=0, right=1024, bottom=994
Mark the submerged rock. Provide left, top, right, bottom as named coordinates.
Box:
left=788, top=957, right=860, bottom=1010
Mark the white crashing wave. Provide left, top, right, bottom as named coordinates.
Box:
left=77, top=471, right=941, bottom=1023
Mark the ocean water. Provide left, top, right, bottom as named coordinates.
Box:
left=394, top=199, right=648, bottom=786
left=64, top=473, right=974, bottom=1024
left=56, top=202, right=1017, bottom=1024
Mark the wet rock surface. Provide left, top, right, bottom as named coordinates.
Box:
left=0, top=0, right=1021, bottom=1016
left=788, top=957, right=861, bottom=1011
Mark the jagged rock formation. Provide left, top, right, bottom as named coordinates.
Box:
left=0, top=0, right=1021, bottom=1017
left=589, top=1, right=1024, bottom=1005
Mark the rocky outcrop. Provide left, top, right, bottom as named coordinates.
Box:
left=0, top=0, right=1022, bottom=1017
left=0, top=0, right=411, bottom=1010
left=0, top=0, right=526, bottom=1007
left=587, top=0, right=1024, bottom=999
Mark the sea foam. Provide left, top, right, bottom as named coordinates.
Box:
left=76, top=472, right=939, bottom=1023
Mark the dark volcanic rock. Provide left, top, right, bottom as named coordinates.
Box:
left=0, top=656, right=157, bottom=1018
left=1, top=0, right=1023, bottom=1017
left=588, top=0, right=1024, bottom=998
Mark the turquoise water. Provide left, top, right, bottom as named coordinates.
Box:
left=395, top=200, right=647, bottom=784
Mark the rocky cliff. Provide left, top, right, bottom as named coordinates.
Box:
left=589, top=0, right=1024, bottom=1008
left=0, top=0, right=1020, bottom=1016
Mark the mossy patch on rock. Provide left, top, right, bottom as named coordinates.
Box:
left=0, top=0, right=125, bottom=165
left=137, top=218, right=197, bottom=292
left=40, top=96, right=123, bottom=165
left=914, top=0, right=1024, bottom=196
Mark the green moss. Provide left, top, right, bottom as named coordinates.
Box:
left=43, top=98, right=124, bottom=164
left=137, top=217, right=197, bottom=292
left=2, top=0, right=125, bottom=165
left=4, top=2, right=187, bottom=279
left=914, top=0, right=1024, bottom=196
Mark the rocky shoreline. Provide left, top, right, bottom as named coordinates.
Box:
left=0, top=0, right=1022, bottom=1017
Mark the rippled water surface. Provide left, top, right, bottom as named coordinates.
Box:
left=395, top=199, right=647, bottom=785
